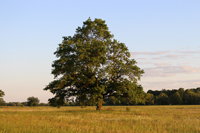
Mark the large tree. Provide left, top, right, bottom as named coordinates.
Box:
left=44, top=18, right=144, bottom=110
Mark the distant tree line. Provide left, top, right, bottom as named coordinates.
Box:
left=1, top=87, right=200, bottom=107
left=67, top=87, right=200, bottom=106
left=146, top=87, right=200, bottom=105
left=0, top=92, right=49, bottom=107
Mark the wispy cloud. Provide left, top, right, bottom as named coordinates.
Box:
left=131, top=50, right=200, bottom=59
left=176, top=50, right=200, bottom=54
left=140, top=79, right=200, bottom=91
left=136, top=58, right=147, bottom=60
left=131, top=51, right=171, bottom=57
left=191, top=81, right=200, bottom=85
left=154, top=62, right=171, bottom=66
left=181, top=47, right=191, bottom=50
left=143, top=66, right=200, bottom=77
left=152, top=54, right=187, bottom=60
left=137, top=61, right=153, bottom=65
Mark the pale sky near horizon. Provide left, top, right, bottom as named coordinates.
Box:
left=0, top=0, right=200, bottom=103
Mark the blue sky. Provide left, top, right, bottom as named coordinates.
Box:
left=0, top=0, right=200, bottom=103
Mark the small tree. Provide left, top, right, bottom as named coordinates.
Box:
left=27, top=96, right=40, bottom=107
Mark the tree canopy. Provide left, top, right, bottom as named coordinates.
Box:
left=0, top=90, right=5, bottom=97
left=0, top=90, right=6, bottom=106
left=27, top=96, right=40, bottom=107
left=44, top=18, right=144, bottom=110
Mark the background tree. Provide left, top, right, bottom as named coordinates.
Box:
left=0, top=98, right=6, bottom=106
left=27, top=96, right=40, bottom=107
left=169, top=92, right=182, bottom=105
left=7, top=102, right=16, bottom=106
left=157, top=93, right=169, bottom=105
left=0, top=90, right=5, bottom=97
left=183, top=89, right=200, bottom=104
left=16, top=102, right=24, bottom=107
left=39, top=103, right=49, bottom=106
left=145, top=93, right=154, bottom=105
left=21, top=102, right=27, bottom=106
left=177, top=88, right=184, bottom=100
left=44, top=18, right=144, bottom=110
left=0, top=90, right=6, bottom=106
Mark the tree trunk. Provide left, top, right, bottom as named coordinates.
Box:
left=96, top=100, right=103, bottom=110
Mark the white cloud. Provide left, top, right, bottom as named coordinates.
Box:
left=154, top=62, right=171, bottom=66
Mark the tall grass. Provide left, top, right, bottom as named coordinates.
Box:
left=0, top=105, right=200, bottom=133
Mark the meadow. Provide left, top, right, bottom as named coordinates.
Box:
left=0, top=105, right=200, bottom=133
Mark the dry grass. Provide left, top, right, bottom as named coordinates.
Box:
left=0, top=105, right=200, bottom=133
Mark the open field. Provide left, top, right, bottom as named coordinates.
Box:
left=0, top=106, right=200, bottom=133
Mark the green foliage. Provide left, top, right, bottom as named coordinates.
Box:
left=27, top=96, right=40, bottom=107
left=21, top=102, right=27, bottom=106
left=157, top=93, right=169, bottom=105
left=105, top=96, right=116, bottom=105
left=169, top=92, right=182, bottom=105
left=0, top=90, right=5, bottom=106
left=48, top=97, right=64, bottom=108
left=0, top=90, right=5, bottom=97
left=146, top=87, right=200, bottom=105
left=183, top=90, right=200, bottom=104
left=145, top=93, right=154, bottom=105
left=39, top=103, right=49, bottom=106
left=44, top=18, right=144, bottom=110
left=177, top=88, right=185, bottom=99
left=0, top=98, right=6, bottom=106
left=16, top=102, right=24, bottom=107
left=7, top=102, right=16, bottom=106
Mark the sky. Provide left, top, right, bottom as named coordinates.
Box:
left=0, top=0, right=200, bottom=103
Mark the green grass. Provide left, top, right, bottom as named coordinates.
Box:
left=0, top=105, right=200, bottom=133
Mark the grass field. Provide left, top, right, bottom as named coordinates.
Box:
left=0, top=105, right=200, bottom=133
